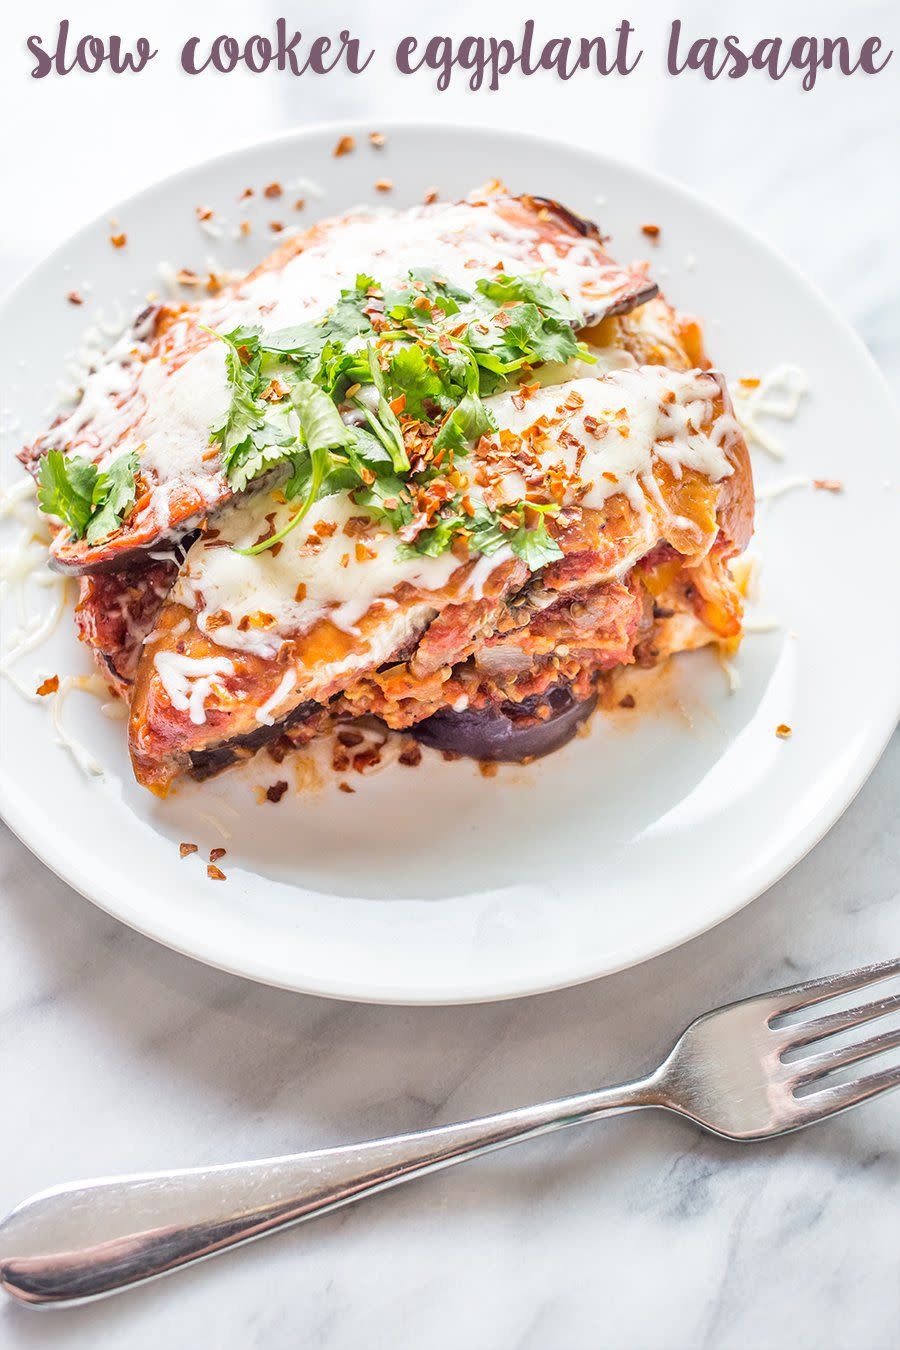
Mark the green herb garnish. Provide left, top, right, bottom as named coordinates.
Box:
left=37, top=448, right=139, bottom=545
left=207, top=268, right=591, bottom=572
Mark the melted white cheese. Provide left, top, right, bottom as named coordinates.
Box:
left=153, top=651, right=235, bottom=725
left=172, top=492, right=461, bottom=658
left=485, top=366, right=736, bottom=512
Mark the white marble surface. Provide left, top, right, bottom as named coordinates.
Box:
left=1, top=1, right=898, bottom=1345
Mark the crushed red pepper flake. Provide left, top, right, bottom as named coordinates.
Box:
left=375, top=179, right=393, bottom=193
left=238, top=220, right=252, bottom=237
left=209, top=847, right=227, bottom=863
left=338, top=781, right=355, bottom=794
left=179, top=842, right=198, bottom=859
left=110, top=233, right=127, bottom=249
left=334, top=135, right=356, bottom=157
left=239, top=186, right=254, bottom=200
left=36, top=675, right=59, bottom=696
left=776, top=724, right=793, bottom=739
left=813, top=478, right=843, bottom=493
left=266, top=780, right=289, bottom=803
left=641, top=223, right=661, bottom=240
left=269, top=221, right=285, bottom=233
left=66, top=290, right=84, bottom=306
left=195, top=205, right=214, bottom=222
left=423, top=187, right=439, bottom=205
left=263, top=181, right=282, bottom=198
left=293, top=198, right=306, bottom=211
left=369, top=131, right=386, bottom=148
left=207, top=864, right=227, bottom=881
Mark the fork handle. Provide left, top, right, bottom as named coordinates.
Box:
left=0, top=1078, right=658, bottom=1306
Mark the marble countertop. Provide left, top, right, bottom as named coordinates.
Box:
left=1, top=1, right=898, bottom=1345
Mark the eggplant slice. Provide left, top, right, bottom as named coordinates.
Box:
left=24, top=191, right=657, bottom=577
left=412, top=683, right=598, bottom=762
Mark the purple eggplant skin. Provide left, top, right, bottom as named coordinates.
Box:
left=411, top=685, right=598, bottom=763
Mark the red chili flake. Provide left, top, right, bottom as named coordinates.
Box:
left=66, top=290, right=84, bottom=306
left=355, top=542, right=376, bottom=563
left=207, top=864, right=227, bottom=881
left=294, top=582, right=307, bottom=602
left=266, top=780, right=289, bottom=803
left=479, top=761, right=499, bottom=778
left=179, top=842, right=198, bottom=859
left=776, top=724, right=793, bottom=739
left=641, top=223, right=661, bottom=240
left=263, top=182, right=282, bottom=198
left=110, top=233, right=127, bottom=249
left=813, top=479, right=843, bottom=493
left=36, top=675, right=59, bottom=696
left=334, top=135, right=356, bottom=157
left=238, top=220, right=252, bottom=237
left=239, top=187, right=254, bottom=200
left=293, top=198, right=306, bottom=211
left=209, top=847, right=227, bottom=863
left=269, top=221, right=285, bottom=233
left=399, top=743, right=422, bottom=767
left=196, top=205, right=214, bottom=222
left=618, top=693, right=636, bottom=709
left=369, top=131, right=386, bottom=148
left=423, top=187, right=439, bottom=205
left=338, top=781, right=355, bottom=794
left=375, top=179, right=393, bottom=193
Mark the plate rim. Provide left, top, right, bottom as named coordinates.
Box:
left=1, top=117, right=898, bottom=1004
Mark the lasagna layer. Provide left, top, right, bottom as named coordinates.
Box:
left=128, top=365, right=752, bottom=792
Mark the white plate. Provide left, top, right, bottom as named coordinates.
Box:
left=1, top=122, right=898, bottom=1004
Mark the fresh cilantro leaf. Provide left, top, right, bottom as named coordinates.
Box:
left=37, top=449, right=138, bottom=544
left=387, top=345, right=447, bottom=419
left=85, top=451, right=139, bottom=544
left=508, top=512, right=564, bottom=571
left=208, top=328, right=265, bottom=468
left=433, top=391, right=496, bottom=452
left=383, top=270, right=472, bottom=324
left=476, top=273, right=581, bottom=325
left=37, top=450, right=98, bottom=537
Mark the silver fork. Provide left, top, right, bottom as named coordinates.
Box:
left=2, top=957, right=898, bottom=1308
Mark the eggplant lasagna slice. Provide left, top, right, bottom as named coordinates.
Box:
left=24, top=185, right=754, bottom=793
